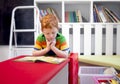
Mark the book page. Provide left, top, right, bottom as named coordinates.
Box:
left=15, top=56, right=66, bottom=64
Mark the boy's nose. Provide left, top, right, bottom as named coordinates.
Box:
left=49, top=34, right=53, bottom=38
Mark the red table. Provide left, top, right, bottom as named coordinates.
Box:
left=0, top=56, right=69, bottom=84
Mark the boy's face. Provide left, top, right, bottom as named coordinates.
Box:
left=42, top=27, right=58, bottom=42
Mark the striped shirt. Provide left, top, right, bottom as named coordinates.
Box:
left=34, top=33, right=70, bottom=56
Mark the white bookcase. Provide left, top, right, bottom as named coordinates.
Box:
left=34, top=0, right=120, bottom=55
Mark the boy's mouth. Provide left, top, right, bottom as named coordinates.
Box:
left=47, top=38, right=55, bottom=42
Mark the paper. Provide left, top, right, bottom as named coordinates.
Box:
left=15, top=56, right=66, bottom=64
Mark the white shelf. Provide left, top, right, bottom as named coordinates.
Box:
left=34, top=0, right=120, bottom=23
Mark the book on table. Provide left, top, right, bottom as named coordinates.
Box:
left=14, top=56, right=66, bottom=64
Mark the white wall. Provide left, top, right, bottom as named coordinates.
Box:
left=0, top=46, right=9, bottom=62
left=0, top=45, right=34, bottom=62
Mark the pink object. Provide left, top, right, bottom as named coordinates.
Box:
left=93, top=76, right=114, bottom=84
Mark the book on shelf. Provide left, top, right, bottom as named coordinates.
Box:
left=65, top=10, right=82, bottom=22
left=93, top=4, right=102, bottom=22
left=39, top=7, right=60, bottom=22
left=103, top=7, right=116, bottom=23
left=76, top=10, right=82, bottom=22
left=14, top=56, right=66, bottom=64
left=102, top=7, right=112, bottom=22
left=93, top=6, right=98, bottom=22
left=65, top=11, right=69, bottom=22
left=65, top=11, right=74, bottom=22
left=97, top=6, right=107, bottom=23
left=73, top=11, right=78, bottom=22
left=104, top=7, right=120, bottom=23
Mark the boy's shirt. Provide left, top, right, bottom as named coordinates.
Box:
left=34, top=33, right=70, bottom=56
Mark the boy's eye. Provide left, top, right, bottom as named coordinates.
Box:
left=52, top=32, right=55, bottom=34
left=44, top=32, right=49, bottom=35
left=46, top=33, right=49, bottom=35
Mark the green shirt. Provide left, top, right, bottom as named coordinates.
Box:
left=34, top=33, right=70, bottom=56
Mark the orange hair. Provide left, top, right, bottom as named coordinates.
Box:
left=40, top=14, right=58, bottom=31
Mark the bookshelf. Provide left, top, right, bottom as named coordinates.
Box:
left=34, top=0, right=91, bottom=23
left=34, top=0, right=120, bottom=23
left=34, top=0, right=120, bottom=55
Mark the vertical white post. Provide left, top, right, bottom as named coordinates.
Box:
left=84, top=24, right=91, bottom=55
left=116, top=24, right=120, bottom=55
left=106, top=24, right=113, bottom=55
left=73, top=24, right=80, bottom=54
left=95, top=24, right=102, bottom=55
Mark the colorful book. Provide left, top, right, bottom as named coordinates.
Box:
left=76, top=10, right=82, bottom=22
left=65, top=11, right=69, bottom=22
left=104, top=7, right=117, bottom=23
left=93, top=7, right=98, bottom=22
left=73, top=11, right=77, bottom=22
left=97, top=6, right=107, bottom=22
left=94, top=4, right=102, bottom=22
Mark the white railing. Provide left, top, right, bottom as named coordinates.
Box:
left=61, top=23, right=120, bottom=55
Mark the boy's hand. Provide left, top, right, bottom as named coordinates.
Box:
left=50, top=39, right=56, bottom=47
left=46, top=39, right=51, bottom=51
left=50, top=39, right=56, bottom=51
left=46, top=39, right=56, bottom=50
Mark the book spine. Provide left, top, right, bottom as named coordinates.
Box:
left=94, top=4, right=102, bottom=22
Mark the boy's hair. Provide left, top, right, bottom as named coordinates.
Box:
left=40, top=14, right=58, bottom=31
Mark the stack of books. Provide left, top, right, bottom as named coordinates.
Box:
left=93, top=4, right=120, bottom=23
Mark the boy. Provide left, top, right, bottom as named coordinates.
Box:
left=32, top=14, right=70, bottom=58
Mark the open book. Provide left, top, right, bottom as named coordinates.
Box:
left=14, top=56, right=66, bottom=64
